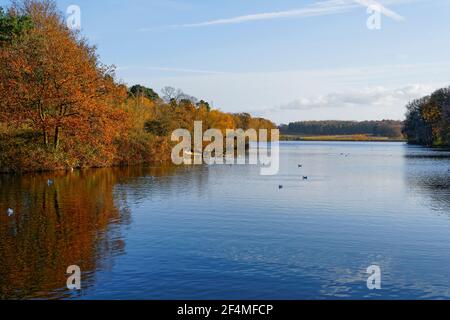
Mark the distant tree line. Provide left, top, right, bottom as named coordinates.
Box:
left=403, top=87, right=450, bottom=147
left=279, top=120, right=404, bottom=138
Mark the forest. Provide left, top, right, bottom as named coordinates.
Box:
left=0, top=1, right=275, bottom=173
left=403, top=87, right=450, bottom=147
left=279, top=120, right=404, bottom=138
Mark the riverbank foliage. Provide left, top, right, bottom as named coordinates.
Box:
left=0, top=0, right=275, bottom=173
left=403, top=87, right=450, bottom=147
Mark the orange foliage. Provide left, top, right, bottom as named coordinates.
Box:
left=0, top=0, right=128, bottom=169
left=0, top=0, right=275, bottom=172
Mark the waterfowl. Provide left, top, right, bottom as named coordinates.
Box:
left=278, top=185, right=283, bottom=189
left=47, top=179, right=54, bottom=186
left=298, top=164, right=303, bottom=168
left=7, top=208, right=14, bottom=216
left=303, top=176, right=308, bottom=180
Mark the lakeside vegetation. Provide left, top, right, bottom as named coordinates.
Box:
left=403, top=87, right=450, bottom=147
left=0, top=0, right=275, bottom=173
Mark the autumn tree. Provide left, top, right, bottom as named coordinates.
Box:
left=0, top=0, right=126, bottom=158
left=404, top=87, right=450, bottom=147
left=0, top=0, right=277, bottom=172
left=196, top=100, right=211, bottom=112
left=233, top=113, right=252, bottom=130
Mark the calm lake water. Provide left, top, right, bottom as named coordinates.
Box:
left=1, top=142, right=450, bottom=300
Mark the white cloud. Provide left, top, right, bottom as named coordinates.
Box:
left=141, top=0, right=409, bottom=30
left=278, top=84, right=436, bottom=111
left=117, top=61, right=449, bottom=122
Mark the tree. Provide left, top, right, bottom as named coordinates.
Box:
left=404, top=97, right=432, bottom=145
left=144, top=118, right=171, bottom=136
left=197, top=100, right=211, bottom=112
left=403, top=87, right=450, bottom=147
left=0, top=0, right=127, bottom=153
left=0, top=6, right=32, bottom=45
left=233, top=113, right=252, bottom=130
left=0, top=0, right=277, bottom=172
left=161, top=86, right=198, bottom=104
left=129, top=84, right=159, bottom=101
left=161, top=86, right=179, bottom=102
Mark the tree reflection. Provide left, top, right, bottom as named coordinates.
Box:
left=405, top=153, right=450, bottom=214
left=0, top=168, right=151, bottom=299
left=0, top=164, right=230, bottom=299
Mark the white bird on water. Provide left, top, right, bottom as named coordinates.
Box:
left=7, top=208, right=14, bottom=217
left=47, top=179, right=54, bottom=186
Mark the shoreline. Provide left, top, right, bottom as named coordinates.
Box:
left=3, top=141, right=449, bottom=175
left=0, top=160, right=174, bottom=175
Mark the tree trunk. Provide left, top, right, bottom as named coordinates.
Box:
left=43, top=128, right=48, bottom=146
left=54, top=126, right=60, bottom=149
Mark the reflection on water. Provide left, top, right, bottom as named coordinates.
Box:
left=0, top=142, right=450, bottom=300
left=0, top=166, right=181, bottom=299
left=405, top=147, right=450, bottom=214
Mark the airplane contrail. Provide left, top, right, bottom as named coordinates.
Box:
left=355, top=0, right=405, bottom=21
left=139, top=0, right=407, bottom=31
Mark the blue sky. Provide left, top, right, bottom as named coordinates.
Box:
left=2, top=0, right=450, bottom=123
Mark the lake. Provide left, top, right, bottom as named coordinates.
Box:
left=1, top=141, right=450, bottom=300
